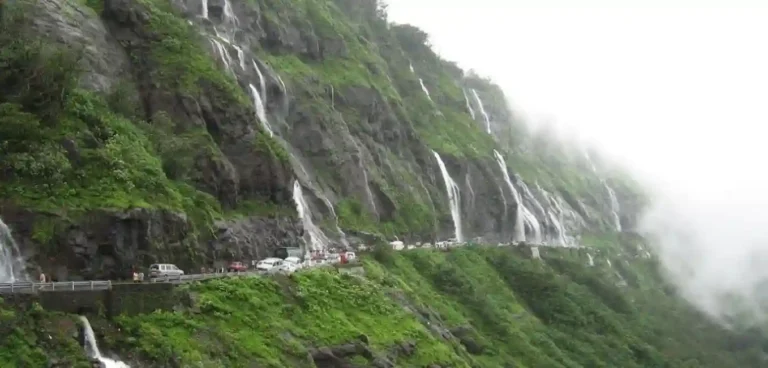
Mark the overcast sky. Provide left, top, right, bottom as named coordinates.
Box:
left=384, top=0, right=768, bottom=322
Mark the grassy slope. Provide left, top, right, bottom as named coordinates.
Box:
left=3, top=244, right=765, bottom=367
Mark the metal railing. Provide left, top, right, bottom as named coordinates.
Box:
left=0, top=280, right=113, bottom=294
left=0, top=270, right=262, bottom=294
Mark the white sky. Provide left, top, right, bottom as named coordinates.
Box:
left=384, top=0, right=768, bottom=322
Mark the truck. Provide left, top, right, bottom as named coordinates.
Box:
left=273, top=247, right=304, bottom=261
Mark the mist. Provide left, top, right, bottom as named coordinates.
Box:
left=385, top=0, right=768, bottom=325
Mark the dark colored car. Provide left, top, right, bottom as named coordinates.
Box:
left=228, top=261, right=248, bottom=272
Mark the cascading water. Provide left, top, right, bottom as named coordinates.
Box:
left=419, top=79, right=432, bottom=101
left=352, top=140, right=378, bottom=218
left=248, top=84, right=273, bottom=136
left=432, top=151, right=463, bottom=242
left=603, top=181, right=622, bottom=231
left=210, top=38, right=235, bottom=75
left=232, top=44, right=246, bottom=70
left=493, top=150, right=525, bottom=242
left=198, top=8, right=340, bottom=252
left=587, top=253, right=595, bottom=266
left=409, top=63, right=433, bottom=102
left=532, top=182, right=570, bottom=245
left=252, top=60, right=267, bottom=106
left=546, top=211, right=568, bottom=245
left=320, top=196, right=349, bottom=248
left=0, top=219, right=26, bottom=283
left=79, top=316, right=130, bottom=368
left=463, top=89, right=476, bottom=120
left=515, top=177, right=545, bottom=244
left=292, top=181, right=331, bottom=252
left=464, top=172, right=476, bottom=211
left=521, top=205, right=542, bottom=243
left=201, top=0, right=208, bottom=19
left=221, top=0, right=239, bottom=26
left=470, top=89, right=491, bottom=134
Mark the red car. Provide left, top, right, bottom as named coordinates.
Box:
left=228, top=261, right=248, bottom=272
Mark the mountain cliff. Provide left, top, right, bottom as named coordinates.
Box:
left=0, top=0, right=641, bottom=279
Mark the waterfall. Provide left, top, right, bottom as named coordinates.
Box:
left=79, top=317, right=130, bottom=368
left=464, top=172, right=476, bottom=211
left=222, top=0, right=238, bottom=26
left=209, top=38, right=233, bottom=74
left=607, top=259, right=613, bottom=268
left=532, top=182, right=569, bottom=246
left=200, top=17, right=340, bottom=255
left=470, top=89, right=491, bottom=134
left=361, top=167, right=377, bottom=217
left=353, top=140, right=377, bottom=218
left=418, top=79, right=432, bottom=101
left=232, top=44, right=246, bottom=70
left=432, top=151, right=463, bottom=242
left=515, top=177, right=544, bottom=244
left=587, top=253, right=594, bottom=266
left=320, top=197, right=349, bottom=248
left=0, top=219, right=26, bottom=283
left=409, top=63, right=433, bottom=102
left=248, top=84, right=273, bottom=136
left=201, top=0, right=208, bottom=19
left=252, top=60, right=267, bottom=106
left=463, top=89, right=476, bottom=120
left=492, top=150, right=525, bottom=242
left=292, top=181, right=331, bottom=252
left=584, top=150, right=599, bottom=173
left=547, top=211, right=567, bottom=246
left=603, top=181, right=622, bottom=231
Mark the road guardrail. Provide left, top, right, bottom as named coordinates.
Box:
left=0, top=271, right=260, bottom=294
left=0, top=280, right=113, bottom=294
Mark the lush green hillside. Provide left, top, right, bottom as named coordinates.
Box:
left=3, top=243, right=766, bottom=367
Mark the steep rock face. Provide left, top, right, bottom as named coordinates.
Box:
left=0, top=0, right=644, bottom=279
left=0, top=0, right=301, bottom=279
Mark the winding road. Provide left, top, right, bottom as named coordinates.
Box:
left=0, top=242, right=576, bottom=294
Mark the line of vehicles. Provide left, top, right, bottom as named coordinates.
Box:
left=144, top=247, right=357, bottom=280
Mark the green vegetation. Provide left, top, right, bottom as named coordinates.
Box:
left=3, top=245, right=766, bottom=367
left=0, top=0, right=294, bottom=239
left=0, top=298, right=91, bottom=368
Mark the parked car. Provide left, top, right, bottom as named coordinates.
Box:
left=228, top=261, right=248, bottom=272
left=148, top=264, right=184, bottom=279
left=344, top=251, right=356, bottom=262
left=256, top=258, right=283, bottom=272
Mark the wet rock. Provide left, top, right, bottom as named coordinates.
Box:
left=450, top=325, right=485, bottom=355
left=29, top=0, right=129, bottom=92
left=209, top=216, right=303, bottom=263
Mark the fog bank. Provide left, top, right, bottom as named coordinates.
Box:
left=385, top=0, right=768, bottom=324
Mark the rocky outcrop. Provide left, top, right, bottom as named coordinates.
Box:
left=210, top=216, right=303, bottom=265
left=1, top=203, right=193, bottom=280
left=308, top=337, right=416, bottom=368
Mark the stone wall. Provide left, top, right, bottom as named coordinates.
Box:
left=109, top=283, right=176, bottom=316
left=31, top=282, right=176, bottom=318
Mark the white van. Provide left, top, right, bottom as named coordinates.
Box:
left=148, top=264, right=184, bottom=279
left=256, top=258, right=283, bottom=272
